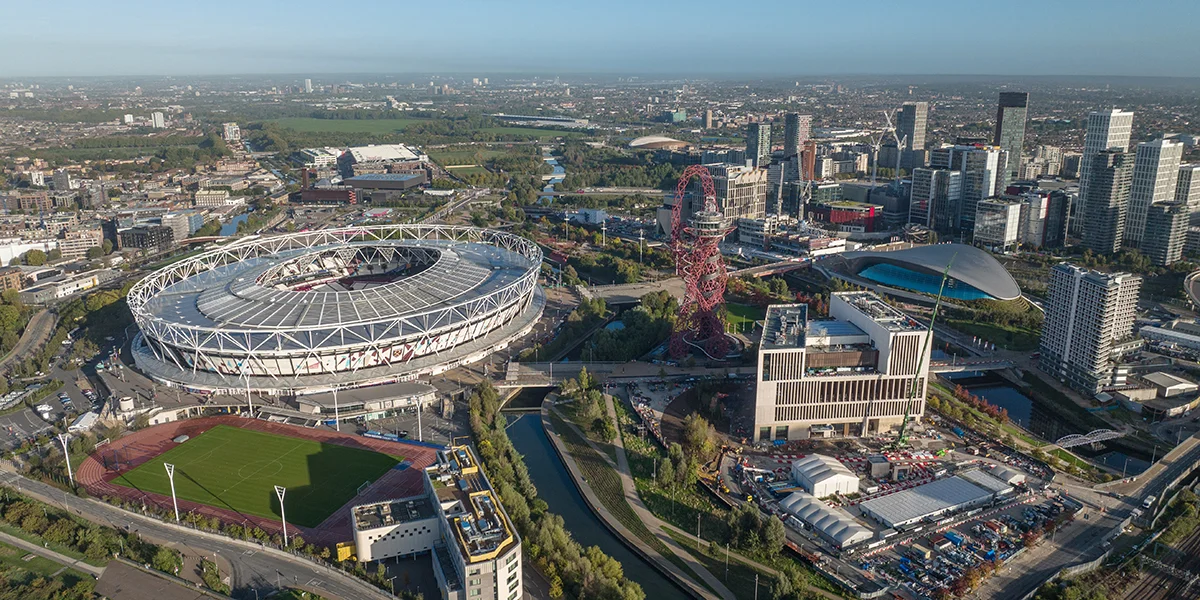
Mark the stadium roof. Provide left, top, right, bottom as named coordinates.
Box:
left=779, top=492, right=873, bottom=547
left=629, top=135, right=687, bottom=149
left=858, top=476, right=993, bottom=528
left=791, top=454, right=858, bottom=485
left=839, top=243, right=1021, bottom=301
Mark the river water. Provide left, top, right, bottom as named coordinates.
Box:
left=219, top=211, right=249, bottom=236
left=539, top=150, right=566, bottom=203
left=504, top=413, right=683, bottom=598
left=943, top=373, right=1150, bottom=475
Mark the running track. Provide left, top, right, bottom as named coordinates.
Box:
left=76, top=416, right=437, bottom=548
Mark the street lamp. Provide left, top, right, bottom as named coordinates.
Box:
left=57, top=433, right=74, bottom=486
left=275, top=485, right=288, bottom=547
left=164, top=463, right=180, bottom=522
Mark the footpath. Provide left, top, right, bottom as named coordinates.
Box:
left=540, top=401, right=729, bottom=600
left=0, top=528, right=105, bottom=577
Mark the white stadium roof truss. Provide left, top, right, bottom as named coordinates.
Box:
left=129, top=225, right=542, bottom=385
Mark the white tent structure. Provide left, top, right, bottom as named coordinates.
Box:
left=779, top=492, right=874, bottom=549
left=791, top=454, right=860, bottom=497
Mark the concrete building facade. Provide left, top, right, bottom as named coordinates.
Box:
left=754, top=292, right=931, bottom=440
left=1040, top=264, right=1141, bottom=394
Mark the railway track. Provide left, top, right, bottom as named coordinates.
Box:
left=1121, top=526, right=1200, bottom=600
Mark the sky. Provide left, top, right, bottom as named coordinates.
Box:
left=2, top=0, right=1199, bottom=78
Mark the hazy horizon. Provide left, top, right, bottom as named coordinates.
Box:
left=4, top=0, right=1199, bottom=79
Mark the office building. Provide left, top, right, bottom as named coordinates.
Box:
left=304, top=78, right=313, bottom=93
left=897, top=102, right=928, bottom=170
left=151, top=112, right=166, bottom=129
left=222, top=122, right=240, bottom=142
left=1040, top=264, right=1140, bottom=394
left=784, top=113, right=812, bottom=159
left=162, top=212, right=206, bottom=242
left=351, top=445, right=521, bottom=600
left=1018, top=190, right=1069, bottom=249
left=194, top=189, right=233, bottom=207
left=58, top=228, right=104, bottom=259
left=1082, top=150, right=1134, bottom=255
left=1125, top=138, right=1184, bottom=248
left=118, top=225, right=174, bottom=253
left=909, top=168, right=962, bottom=234
left=1176, top=164, right=1200, bottom=218
left=704, top=109, right=713, bottom=129
left=746, top=123, right=772, bottom=167
left=1075, top=109, right=1134, bottom=233
left=994, top=92, right=1029, bottom=188
left=754, top=291, right=931, bottom=440
left=1142, top=202, right=1188, bottom=266
left=690, top=163, right=768, bottom=225
left=973, top=198, right=1023, bottom=252
left=926, top=145, right=1005, bottom=236
left=123, top=114, right=134, bottom=125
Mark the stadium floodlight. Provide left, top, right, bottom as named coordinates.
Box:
left=164, top=463, right=180, bottom=522
left=275, top=485, right=288, bottom=547
left=332, top=387, right=340, bottom=432
left=57, top=433, right=74, bottom=486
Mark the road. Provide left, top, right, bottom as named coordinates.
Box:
left=0, top=469, right=392, bottom=600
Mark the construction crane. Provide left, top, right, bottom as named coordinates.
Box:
left=882, top=108, right=907, bottom=191
left=893, top=253, right=956, bottom=449
left=867, top=108, right=897, bottom=188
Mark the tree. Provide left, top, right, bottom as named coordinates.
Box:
left=23, top=249, right=46, bottom=266
left=47, top=248, right=62, bottom=261
left=681, top=413, right=714, bottom=459
left=762, top=515, right=787, bottom=554
left=86, top=246, right=104, bottom=260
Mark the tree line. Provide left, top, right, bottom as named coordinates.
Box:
left=467, top=381, right=645, bottom=600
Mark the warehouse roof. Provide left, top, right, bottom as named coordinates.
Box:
left=858, top=476, right=992, bottom=527
left=779, top=492, right=873, bottom=548
left=957, top=469, right=1013, bottom=495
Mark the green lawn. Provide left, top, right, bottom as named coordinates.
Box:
left=476, top=126, right=584, bottom=139
left=0, top=540, right=89, bottom=583
left=427, top=148, right=508, bottom=165
left=269, top=117, right=423, bottom=134
left=725, top=303, right=765, bottom=327
left=947, top=319, right=1040, bottom=351
left=445, top=166, right=491, bottom=177
left=112, top=425, right=401, bottom=527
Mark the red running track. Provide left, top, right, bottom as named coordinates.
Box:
left=75, top=416, right=437, bottom=548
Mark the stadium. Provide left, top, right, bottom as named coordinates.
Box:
left=128, top=225, right=544, bottom=395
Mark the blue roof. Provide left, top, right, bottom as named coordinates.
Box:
left=345, top=174, right=421, bottom=181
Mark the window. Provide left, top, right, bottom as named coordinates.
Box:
left=508, top=590, right=519, bottom=600
left=759, top=427, right=771, bottom=441
left=775, top=425, right=789, bottom=440
left=468, top=568, right=481, bottom=576
left=506, top=553, right=518, bottom=565
left=469, top=579, right=481, bottom=586
left=469, top=590, right=481, bottom=597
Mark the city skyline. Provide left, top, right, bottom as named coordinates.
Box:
left=3, top=0, right=1200, bottom=77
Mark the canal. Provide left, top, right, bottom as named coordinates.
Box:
left=538, top=149, right=565, bottom=203
left=941, top=371, right=1151, bottom=474
left=504, top=412, right=684, bottom=598
left=219, top=211, right=249, bottom=236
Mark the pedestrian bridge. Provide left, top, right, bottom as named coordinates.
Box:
left=928, top=360, right=1014, bottom=373
left=1055, top=429, right=1123, bottom=449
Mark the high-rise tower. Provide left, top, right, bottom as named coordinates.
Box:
left=993, top=92, right=1028, bottom=188
left=783, top=113, right=812, bottom=159
left=746, top=123, right=772, bottom=167
left=1125, top=138, right=1183, bottom=248
left=1074, top=109, right=1134, bottom=233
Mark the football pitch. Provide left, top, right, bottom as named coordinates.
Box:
left=112, top=425, right=402, bottom=527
